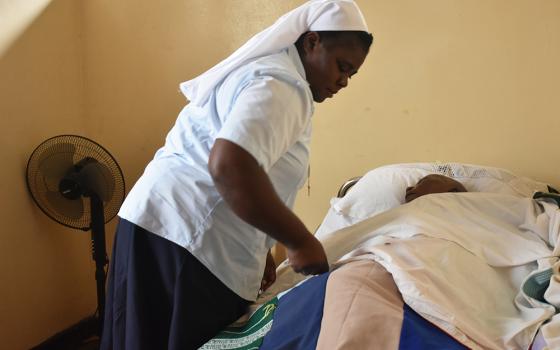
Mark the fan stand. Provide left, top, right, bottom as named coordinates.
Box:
left=88, top=193, right=107, bottom=337
left=26, top=135, right=126, bottom=346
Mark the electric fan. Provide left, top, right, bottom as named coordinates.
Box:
left=26, top=134, right=125, bottom=336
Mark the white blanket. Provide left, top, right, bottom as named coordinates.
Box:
left=263, top=192, right=560, bottom=349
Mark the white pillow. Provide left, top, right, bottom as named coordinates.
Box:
left=331, top=162, right=549, bottom=222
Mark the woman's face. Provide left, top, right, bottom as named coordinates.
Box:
left=300, top=33, right=368, bottom=103
left=405, top=174, right=467, bottom=203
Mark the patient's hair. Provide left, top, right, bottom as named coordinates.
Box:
left=405, top=174, right=467, bottom=203
left=295, top=31, right=374, bottom=53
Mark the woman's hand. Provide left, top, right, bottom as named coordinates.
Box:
left=286, top=234, right=329, bottom=276
left=260, top=250, right=277, bottom=292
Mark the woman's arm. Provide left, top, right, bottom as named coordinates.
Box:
left=208, top=138, right=328, bottom=276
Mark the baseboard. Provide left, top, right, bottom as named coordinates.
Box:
left=31, top=314, right=99, bottom=350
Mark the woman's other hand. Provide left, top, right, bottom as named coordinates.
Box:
left=260, top=250, right=277, bottom=292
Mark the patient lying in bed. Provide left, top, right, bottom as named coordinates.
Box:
left=315, top=176, right=556, bottom=350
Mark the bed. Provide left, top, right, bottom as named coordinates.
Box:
left=200, top=162, right=560, bottom=350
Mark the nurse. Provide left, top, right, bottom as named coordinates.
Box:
left=101, top=1, right=373, bottom=349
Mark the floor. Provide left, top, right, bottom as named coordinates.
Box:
left=31, top=315, right=100, bottom=350
left=77, top=336, right=100, bottom=350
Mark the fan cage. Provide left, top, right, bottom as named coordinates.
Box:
left=26, top=135, right=125, bottom=230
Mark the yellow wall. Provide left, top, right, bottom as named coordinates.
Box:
left=1, top=0, right=559, bottom=348
left=297, top=0, right=560, bottom=230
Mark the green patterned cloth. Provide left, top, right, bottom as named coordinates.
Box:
left=199, top=297, right=278, bottom=350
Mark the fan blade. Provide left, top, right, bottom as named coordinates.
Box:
left=38, top=143, right=76, bottom=191
left=46, top=190, right=84, bottom=220
left=80, top=161, right=115, bottom=202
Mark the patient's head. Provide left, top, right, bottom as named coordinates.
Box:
left=405, top=174, right=467, bottom=203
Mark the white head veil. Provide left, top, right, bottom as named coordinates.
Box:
left=180, top=0, right=369, bottom=107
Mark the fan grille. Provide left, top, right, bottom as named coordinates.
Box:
left=26, top=135, right=125, bottom=230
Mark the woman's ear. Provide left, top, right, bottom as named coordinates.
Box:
left=303, top=31, right=321, bottom=53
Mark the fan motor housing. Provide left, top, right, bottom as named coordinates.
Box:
left=59, top=176, right=82, bottom=200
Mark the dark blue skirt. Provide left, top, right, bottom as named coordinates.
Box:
left=100, top=219, right=250, bottom=350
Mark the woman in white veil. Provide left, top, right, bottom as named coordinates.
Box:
left=101, top=1, right=373, bottom=349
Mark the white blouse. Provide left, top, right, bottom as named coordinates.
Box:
left=118, top=45, right=313, bottom=300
